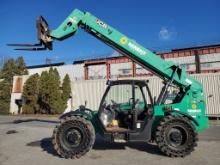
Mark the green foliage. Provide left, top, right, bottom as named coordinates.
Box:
left=22, top=74, right=39, bottom=114
left=38, top=71, right=50, bottom=113
left=0, top=59, right=16, bottom=83
left=0, top=56, right=28, bottom=83
left=47, top=68, right=63, bottom=114
left=21, top=67, right=71, bottom=115
left=38, top=68, right=64, bottom=114
left=0, top=56, right=28, bottom=114
left=0, top=80, right=11, bottom=114
left=15, top=56, right=28, bottom=75
left=61, top=74, right=71, bottom=110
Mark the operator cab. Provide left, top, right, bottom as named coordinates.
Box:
left=98, top=80, right=153, bottom=134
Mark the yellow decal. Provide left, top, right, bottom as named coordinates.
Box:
left=120, top=37, right=128, bottom=45
left=191, top=103, right=197, bottom=109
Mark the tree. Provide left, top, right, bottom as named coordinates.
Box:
left=0, top=59, right=16, bottom=83
left=52, top=68, right=60, bottom=84
left=38, top=71, right=50, bottom=114
left=38, top=68, right=63, bottom=114
left=15, top=56, right=28, bottom=75
left=0, top=59, right=16, bottom=114
left=0, top=56, right=28, bottom=82
left=0, top=80, right=11, bottom=114
left=61, top=74, right=71, bottom=111
left=0, top=57, right=28, bottom=114
left=22, top=74, right=39, bottom=114
left=47, top=68, right=63, bottom=114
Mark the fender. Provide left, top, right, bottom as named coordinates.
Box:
left=166, top=110, right=199, bottom=126
left=59, top=109, right=93, bottom=120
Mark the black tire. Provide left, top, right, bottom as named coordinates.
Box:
left=155, top=115, right=198, bottom=157
left=52, top=116, right=95, bottom=159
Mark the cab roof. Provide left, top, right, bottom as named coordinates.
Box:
left=107, top=79, right=149, bottom=86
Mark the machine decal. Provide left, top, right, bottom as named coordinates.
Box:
left=69, top=17, right=77, bottom=24
left=187, top=109, right=201, bottom=113
left=191, top=103, right=197, bottom=109
left=120, top=37, right=128, bottom=44
left=96, top=19, right=108, bottom=28
left=128, top=42, right=147, bottom=55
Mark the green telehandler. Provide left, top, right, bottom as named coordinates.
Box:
left=9, top=9, right=209, bottom=158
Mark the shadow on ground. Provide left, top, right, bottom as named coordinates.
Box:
left=26, top=136, right=164, bottom=158
left=13, top=119, right=59, bottom=124
left=27, top=138, right=59, bottom=157
left=93, top=138, right=163, bottom=156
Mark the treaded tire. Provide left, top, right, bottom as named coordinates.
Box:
left=52, top=116, right=95, bottom=159
left=155, top=115, right=198, bottom=157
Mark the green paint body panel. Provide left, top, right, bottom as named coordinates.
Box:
left=50, top=9, right=208, bottom=133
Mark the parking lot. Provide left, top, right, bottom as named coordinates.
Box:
left=0, top=115, right=220, bottom=165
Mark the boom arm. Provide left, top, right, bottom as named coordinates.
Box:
left=49, top=9, right=202, bottom=93
left=8, top=8, right=203, bottom=98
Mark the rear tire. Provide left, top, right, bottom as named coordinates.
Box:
left=155, top=115, right=198, bottom=157
left=52, top=116, right=95, bottom=159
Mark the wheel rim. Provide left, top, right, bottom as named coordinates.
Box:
left=67, top=128, right=82, bottom=146
left=166, top=125, right=188, bottom=149
left=63, top=127, right=83, bottom=148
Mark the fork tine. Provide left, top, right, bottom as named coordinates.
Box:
left=7, top=43, right=42, bottom=47
left=14, top=47, right=46, bottom=51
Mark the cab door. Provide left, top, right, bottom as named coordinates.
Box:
left=98, top=84, right=134, bottom=131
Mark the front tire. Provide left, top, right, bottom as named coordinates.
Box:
left=52, top=116, right=95, bottom=159
left=155, top=115, right=198, bottom=157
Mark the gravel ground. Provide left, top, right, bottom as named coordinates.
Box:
left=0, top=115, right=220, bottom=165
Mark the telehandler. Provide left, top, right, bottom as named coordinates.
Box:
left=9, top=9, right=209, bottom=158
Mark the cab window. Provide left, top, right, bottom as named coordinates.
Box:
left=104, top=84, right=132, bottom=109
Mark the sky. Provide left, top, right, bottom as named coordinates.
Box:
left=0, top=0, right=219, bottom=66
